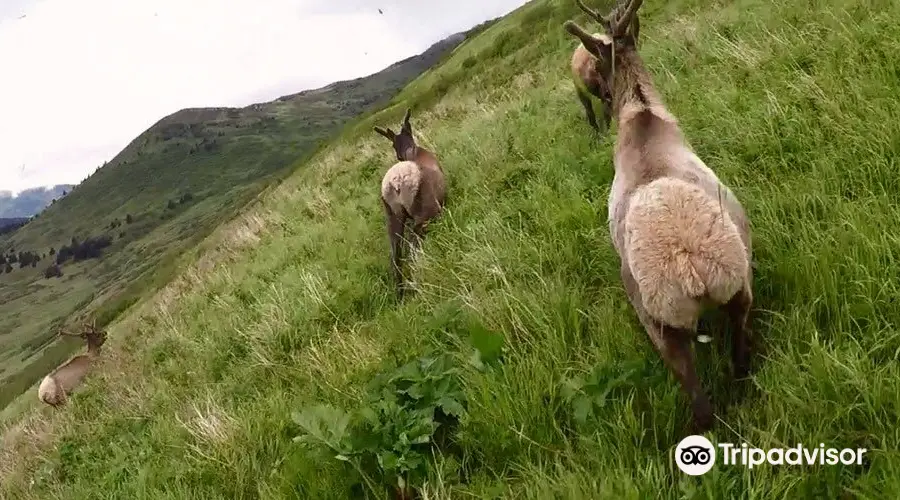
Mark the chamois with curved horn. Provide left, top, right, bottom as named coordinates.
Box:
left=373, top=108, right=446, bottom=298
left=563, top=0, right=754, bottom=433
left=569, top=0, right=640, bottom=132
left=37, top=319, right=108, bottom=407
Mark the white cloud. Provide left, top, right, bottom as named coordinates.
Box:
left=0, top=0, right=527, bottom=194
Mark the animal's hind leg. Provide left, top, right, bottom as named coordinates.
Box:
left=411, top=210, right=438, bottom=254
left=724, top=284, right=753, bottom=379
left=411, top=220, right=428, bottom=255
left=576, top=88, right=599, bottom=131
left=598, top=99, right=612, bottom=132
left=653, top=326, right=713, bottom=432
left=382, top=198, right=407, bottom=298
left=621, top=264, right=713, bottom=432
left=409, top=195, right=441, bottom=256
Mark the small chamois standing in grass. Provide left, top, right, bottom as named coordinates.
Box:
left=563, top=0, right=754, bottom=432
left=38, top=319, right=108, bottom=407
left=374, top=108, right=446, bottom=298
left=569, top=0, right=640, bottom=132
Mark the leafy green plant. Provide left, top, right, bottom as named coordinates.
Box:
left=559, top=359, right=661, bottom=426
left=466, top=320, right=504, bottom=372
left=292, top=352, right=468, bottom=498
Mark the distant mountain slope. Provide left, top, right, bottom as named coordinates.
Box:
left=0, top=30, right=472, bottom=412
left=0, top=217, right=29, bottom=236
left=0, top=184, right=73, bottom=218
left=2, top=0, right=895, bottom=496
left=0, top=31, right=469, bottom=253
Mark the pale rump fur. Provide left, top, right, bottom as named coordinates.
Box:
left=381, top=160, right=422, bottom=216
left=624, top=177, right=749, bottom=330
left=564, top=0, right=754, bottom=433
left=38, top=360, right=91, bottom=406
left=38, top=322, right=107, bottom=407
left=373, top=109, right=446, bottom=298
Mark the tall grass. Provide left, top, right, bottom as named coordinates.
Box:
left=2, top=0, right=899, bottom=497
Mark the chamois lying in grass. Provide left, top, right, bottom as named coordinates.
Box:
left=563, top=0, right=754, bottom=432
left=38, top=319, right=107, bottom=407
left=569, top=0, right=640, bottom=132
left=374, top=108, right=446, bottom=298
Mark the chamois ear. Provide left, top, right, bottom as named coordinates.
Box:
left=400, top=108, right=412, bottom=134
left=630, top=14, right=640, bottom=42
left=564, top=20, right=612, bottom=61
left=374, top=126, right=395, bottom=140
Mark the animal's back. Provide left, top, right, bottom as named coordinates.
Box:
left=415, top=149, right=446, bottom=209
left=623, top=176, right=749, bottom=330
left=679, top=151, right=751, bottom=257
left=50, top=356, right=94, bottom=393
left=610, top=129, right=751, bottom=259
left=381, top=160, right=422, bottom=215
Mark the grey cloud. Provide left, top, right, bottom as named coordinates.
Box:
left=299, top=0, right=526, bottom=46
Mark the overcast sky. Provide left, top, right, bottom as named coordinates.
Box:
left=0, top=0, right=528, bottom=195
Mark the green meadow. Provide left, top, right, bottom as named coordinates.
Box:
left=2, top=0, right=899, bottom=498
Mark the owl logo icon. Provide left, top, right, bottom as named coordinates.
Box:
left=675, top=435, right=716, bottom=475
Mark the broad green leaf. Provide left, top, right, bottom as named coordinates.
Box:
left=573, top=396, right=593, bottom=424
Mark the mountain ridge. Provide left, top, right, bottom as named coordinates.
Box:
left=0, top=27, right=476, bottom=413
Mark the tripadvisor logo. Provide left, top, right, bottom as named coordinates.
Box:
left=674, top=435, right=868, bottom=475
left=675, top=435, right=716, bottom=475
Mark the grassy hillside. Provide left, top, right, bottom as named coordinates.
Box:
left=2, top=0, right=899, bottom=497
left=0, top=32, right=471, bottom=413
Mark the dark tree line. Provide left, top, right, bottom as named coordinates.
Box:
left=0, top=221, right=27, bottom=236
left=2, top=235, right=111, bottom=279
left=13, top=250, right=40, bottom=268
left=0, top=251, right=38, bottom=267
left=56, top=235, right=113, bottom=264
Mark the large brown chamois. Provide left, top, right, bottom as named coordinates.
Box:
left=563, top=0, right=754, bottom=433
left=38, top=319, right=108, bottom=407
left=373, top=108, right=446, bottom=298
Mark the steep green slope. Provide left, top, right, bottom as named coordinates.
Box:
left=0, top=32, right=471, bottom=412
left=3, top=0, right=899, bottom=497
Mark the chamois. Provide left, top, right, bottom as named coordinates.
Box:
left=37, top=320, right=108, bottom=407
left=563, top=0, right=754, bottom=432
left=569, top=0, right=640, bottom=132
left=373, top=108, right=446, bottom=298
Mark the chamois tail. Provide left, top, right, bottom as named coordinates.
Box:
left=623, top=177, right=749, bottom=330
